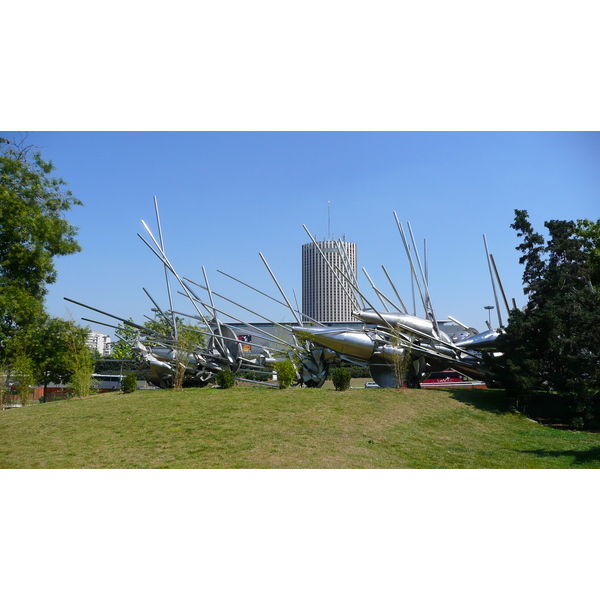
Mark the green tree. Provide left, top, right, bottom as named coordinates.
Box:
left=0, top=362, right=8, bottom=408
left=493, top=211, right=600, bottom=427
left=65, top=325, right=96, bottom=397
left=0, top=137, right=82, bottom=358
left=575, top=218, right=600, bottom=287
left=34, top=317, right=89, bottom=401
left=10, top=317, right=91, bottom=402
left=110, top=320, right=139, bottom=360
left=11, top=351, right=35, bottom=405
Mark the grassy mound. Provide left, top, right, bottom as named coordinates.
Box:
left=1, top=386, right=598, bottom=468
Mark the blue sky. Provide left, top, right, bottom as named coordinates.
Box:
left=4, top=131, right=599, bottom=335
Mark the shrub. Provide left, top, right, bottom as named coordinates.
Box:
left=274, top=360, right=296, bottom=389
left=216, top=369, right=236, bottom=389
left=121, top=373, right=137, bottom=394
left=331, top=367, right=351, bottom=391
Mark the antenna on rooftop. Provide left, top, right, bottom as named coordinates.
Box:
left=328, top=200, right=331, bottom=240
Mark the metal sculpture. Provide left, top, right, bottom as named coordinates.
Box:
left=290, top=214, right=504, bottom=388
left=66, top=199, right=506, bottom=389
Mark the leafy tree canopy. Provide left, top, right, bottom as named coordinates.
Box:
left=110, top=320, right=140, bottom=360
left=0, top=137, right=82, bottom=356
left=9, top=316, right=91, bottom=387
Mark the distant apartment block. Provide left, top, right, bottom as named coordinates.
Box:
left=87, top=331, right=112, bottom=356
left=302, top=239, right=359, bottom=323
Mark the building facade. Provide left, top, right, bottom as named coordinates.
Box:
left=86, top=331, right=112, bottom=356
left=302, top=239, right=359, bottom=323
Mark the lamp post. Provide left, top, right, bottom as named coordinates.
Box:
left=484, top=305, right=494, bottom=328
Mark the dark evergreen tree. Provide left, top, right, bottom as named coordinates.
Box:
left=493, top=210, right=600, bottom=428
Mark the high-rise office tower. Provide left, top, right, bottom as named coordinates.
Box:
left=302, top=239, right=359, bottom=323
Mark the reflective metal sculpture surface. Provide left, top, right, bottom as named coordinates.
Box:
left=66, top=199, right=506, bottom=389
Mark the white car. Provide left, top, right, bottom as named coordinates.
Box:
left=364, top=381, right=380, bottom=388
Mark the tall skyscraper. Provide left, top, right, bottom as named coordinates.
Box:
left=302, top=239, right=359, bottom=323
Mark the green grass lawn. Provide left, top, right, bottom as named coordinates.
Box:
left=1, top=385, right=598, bottom=468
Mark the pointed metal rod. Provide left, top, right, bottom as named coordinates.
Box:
left=137, top=231, right=170, bottom=265
left=334, top=239, right=362, bottom=310
left=393, top=213, right=427, bottom=317
left=361, top=268, right=390, bottom=311
left=175, top=306, right=299, bottom=354
left=407, top=222, right=437, bottom=329
left=316, top=272, right=484, bottom=361
left=181, top=280, right=300, bottom=340
left=361, top=268, right=404, bottom=313
left=153, top=196, right=177, bottom=337
left=334, top=239, right=355, bottom=285
left=330, top=264, right=397, bottom=332
left=202, top=266, right=227, bottom=355
left=387, top=318, right=485, bottom=362
left=64, top=297, right=160, bottom=336
left=173, top=305, right=298, bottom=351
left=142, top=287, right=171, bottom=326
left=259, top=252, right=303, bottom=327
left=182, top=277, right=297, bottom=335
left=483, top=235, right=503, bottom=328
left=381, top=265, right=408, bottom=313
left=489, top=254, right=510, bottom=316
left=137, top=229, right=212, bottom=329
left=202, top=266, right=218, bottom=320
left=447, top=315, right=472, bottom=331
left=424, top=239, right=428, bottom=286
left=374, top=318, right=484, bottom=364
left=82, top=317, right=131, bottom=333
left=410, top=254, right=416, bottom=316
left=292, top=289, right=302, bottom=321
left=141, top=220, right=171, bottom=269
left=216, top=270, right=325, bottom=327
left=169, top=310, right=283, bottom=354
left=236, top=363, right=275, bottom=372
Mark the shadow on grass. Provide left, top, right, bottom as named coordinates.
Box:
left=519, top=446, right=600, bottom=466
left=446, top=388, right=514, bottom=415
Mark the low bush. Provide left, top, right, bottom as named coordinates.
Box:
left=216, top=369, right=236, bottom=389
left=121, top=373, right=137, bottom=394
left=274, top=360, right=296, bottom=389
left=331, top=367, right=351, bottom=391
